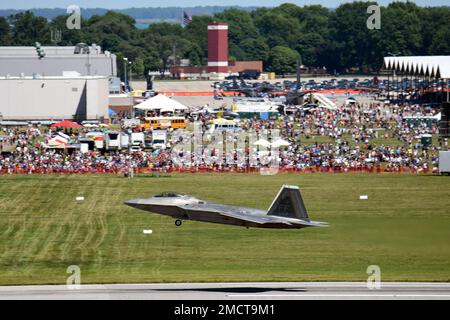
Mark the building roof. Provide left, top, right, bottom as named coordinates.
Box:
left=0, top=75, right=107, bottom=80
left=0, top=45, right=107, bottom=57
left=170, top=66, right=208, bottom=74
left=383, top=56, right=450, bottom=79
left=229, top=61, right=263, bottom=73
left=170, top=61, right=263, bottom=75
left=134, top=94, right=187, bottom=111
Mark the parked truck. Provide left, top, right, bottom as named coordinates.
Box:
left=130, top=132, right=145, bottom=152
left=105, top=131, right=122, bottom=150
left=152, top=130, right=167, bottom=150
left=439, top=151, right=450, bottom=175
left=85, top=132, right=105, bottom=149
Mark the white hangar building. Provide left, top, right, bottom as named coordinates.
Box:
left=0, top=74, right=109, bottom=121
left=0, top=44, right=117, bottom=77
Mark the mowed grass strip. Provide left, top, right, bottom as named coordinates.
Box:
left=0, top=173, right=449, bottom=285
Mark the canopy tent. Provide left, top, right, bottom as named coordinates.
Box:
left=253, top=138, right=290, bottom=148
left=51, top=120, right=81, bottom=128
left=134, top=94, right=187, bottom=111
left=271, top=138, right=291, bottom=148
left=44, top=132, right=70, bottom=148
left=212, top=118, right=236, bottom=126
left=383, top=56, right=450, bottom=79
left=160, top=106, right=175, bottom=113
left=253, top=139, right=271, bottom=147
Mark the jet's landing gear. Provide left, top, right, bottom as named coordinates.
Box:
left=175, top=219, right=182, bottom=227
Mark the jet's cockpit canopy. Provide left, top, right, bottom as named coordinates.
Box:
left=153, top=192, right=185, bottom=198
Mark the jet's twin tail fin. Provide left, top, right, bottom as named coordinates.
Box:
left=267, top=185, right=309, bottom=221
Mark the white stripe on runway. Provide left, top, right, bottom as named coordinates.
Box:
left=228, top=294, right=450, bottom=298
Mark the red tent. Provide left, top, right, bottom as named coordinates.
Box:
left=51, top=120, right=82, bottom=128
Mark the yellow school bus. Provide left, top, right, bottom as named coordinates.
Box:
left=143, top=117, right=187, bottom=130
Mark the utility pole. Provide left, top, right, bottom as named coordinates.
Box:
left=296, top=56, right=302, bottom=92
left=87, top=50, right=91, bottom=76
left=129, top=61, right=133, bottom=91
left=172, top=43, right=177, bottom=67
left=123, top=57, right=128, bottom=92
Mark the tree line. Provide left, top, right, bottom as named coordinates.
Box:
left=0, top=1, right=449, bottom=78
left=0, top=6, right=257, bottom=21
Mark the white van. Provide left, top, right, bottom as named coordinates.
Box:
left=152, top=130, right=167, bottom=150
left=85, top=132, right=105, bottom=149
left=106, top=132, right=122, bottom=150
left=130, top=132, right=145, bottom=152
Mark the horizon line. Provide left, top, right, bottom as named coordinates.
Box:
left=1, top=4, right=449, bottom=10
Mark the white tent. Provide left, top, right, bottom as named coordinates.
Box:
left=383, top=56, right=450, bottom=79
left=134, top=94, right=187, bottom=111
left=271, top=138, right=291, bottom=148
left=160, top=106, right=175, bottom=113
left=254, top=139, right=271, bottom=147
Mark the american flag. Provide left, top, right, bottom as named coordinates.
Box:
left=183, top=11, right=192, bottom=26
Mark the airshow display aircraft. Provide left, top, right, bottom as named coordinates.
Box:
left=125, top=185, right=328, bottom=229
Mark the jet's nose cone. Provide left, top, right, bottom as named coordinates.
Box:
left=125, top=199, right=141, bottom=208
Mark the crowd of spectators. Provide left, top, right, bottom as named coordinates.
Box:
left=0, top=101, right=446, bottom=174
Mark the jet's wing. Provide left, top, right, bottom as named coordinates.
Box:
left=219, top=211, right=328, bottom=227
left=183, top=203, right=326, bottom=227
left=218, top=211, right=294, bottom=226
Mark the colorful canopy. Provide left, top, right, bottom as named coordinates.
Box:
left=51, top=120, right=82, bottom=128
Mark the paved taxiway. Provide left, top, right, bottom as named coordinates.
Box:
left=0, top=282, right=450, bottom=300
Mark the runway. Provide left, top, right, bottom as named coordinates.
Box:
left=1, top=282, right=450, bottom=300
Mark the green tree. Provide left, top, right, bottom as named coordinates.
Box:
left=240, top=37, right=269, bottom=62
left=430, top=26, right=450, bottom=55
left=186, top=43, right=203, bottom=66
left=0, top=17, right=12, bottom=45
left=328, top=1, right=380, bottom=72
left=131, top=58, right=145, bottom=77
left=143, top=50, right=163, bottom=73
left=298, top=5, right=331, bottom=36
left=184, top=15, right=214, bottom=62
left=84, top=11, right=136, bottom=45
left=48, top=15, right=86, bottom=46
left=2, top=3, right=448, bottom=75
left=214, top=8, right=259, bottom=59
left=9, top=11, right=50, bottom=45
left=376, top=2, right=423, bottom=59
left=267, top=46, right=300, bottom=76
left=254, top=11, right=302, bottom=48
left=418, top=6, right=450, bottom=55
left=296, top=33, right=327, bottom=67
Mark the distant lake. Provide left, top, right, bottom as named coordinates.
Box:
left=135, top=23, right=150, bottom=29
left=135, top=18, right=180, bottom=29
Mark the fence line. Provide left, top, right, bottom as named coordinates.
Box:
left=0, top=165, right=436, bottom=175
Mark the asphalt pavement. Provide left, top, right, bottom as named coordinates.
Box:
left=1, top=282, right=449, bottom=300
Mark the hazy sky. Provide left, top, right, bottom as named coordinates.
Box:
left=0, top=0, right=448, bottom=10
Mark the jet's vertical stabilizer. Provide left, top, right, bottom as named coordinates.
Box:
left=267, top=185, right=310, bottom=220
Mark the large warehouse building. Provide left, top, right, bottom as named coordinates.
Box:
left=0, top=74, right=109, bottom=121
left=0, top=45, right=117, bottom=77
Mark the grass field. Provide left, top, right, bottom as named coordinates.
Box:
left=0, top=173, right=450, bottom=285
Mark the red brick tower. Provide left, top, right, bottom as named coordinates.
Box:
left=207, top=22, right=229, bottom=74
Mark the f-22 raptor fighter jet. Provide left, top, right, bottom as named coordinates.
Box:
left=125, top=185, right=328, bottom=229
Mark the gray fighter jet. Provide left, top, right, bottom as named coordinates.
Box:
left=125, top=185, right=328, bottom=229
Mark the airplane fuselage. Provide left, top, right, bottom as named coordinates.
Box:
left=125, top=192, right=325, bottom=229
left=125, top=186, right=326, bottom=229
